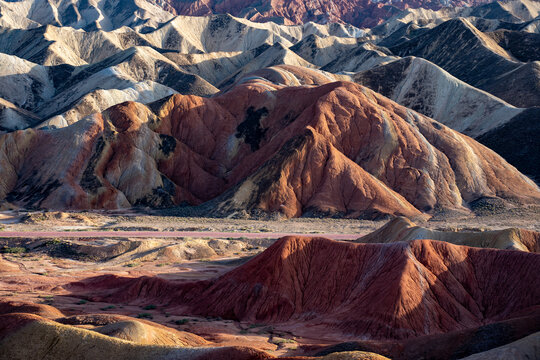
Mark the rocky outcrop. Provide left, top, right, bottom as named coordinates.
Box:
left=352, top=57, right=524, bottom=137
left=391, top=18, right=540, bottom=108
left=76, top=236, right=540, bottom=340
left=2, top=80, right=539, bottom=217
left=356, top=216, right=540, bottom=252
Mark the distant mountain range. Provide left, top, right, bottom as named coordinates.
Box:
left=153, top=0, right=506, bottom=28
left=3, top=0, right=538, bottom=31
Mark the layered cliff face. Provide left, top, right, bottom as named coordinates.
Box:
left=2, top=80, right=539, bottom=217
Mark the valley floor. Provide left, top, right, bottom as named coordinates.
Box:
left=2, top=207, right=540, bottom=234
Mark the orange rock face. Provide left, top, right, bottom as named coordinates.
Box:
left=1, top=80, right=539, bottom=218
left=75, top=236, right=540, bottom=340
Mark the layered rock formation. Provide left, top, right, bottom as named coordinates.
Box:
left=0, top=300, right=208, bottom=347
left=0, top=46, right=216, bottom=132
left=75, top=236, right=540, bottom=340
left=290, top=34, right=360, bottom=67
left=225, top=64, right=346, bottom=89
left=0, top=14, right=361, bottom=132
left=352, top=56, right=524, bottom=137
left=154, top=0, right=500, bottom=28
left=486, top=28, right=540, bottom=62
left=357, top=217, right=540, bottom=252
left=3, top=0, right=537, bottom=31
left=1, top=1, right=538, bottom=187
left=1, top=2, right=539, bottom=360
left=320, top=42, right=399, bottom=73
left=2, top=80, right=539, bottom=217
left=338, top=15, right=540, bottom=179
left=0, top=0, right=174, bottom=31
left=370, top=0, right=540, bottom=42
left=1, top=235, right=256, bottom=265
left=390, top=17, right=540, bottom=108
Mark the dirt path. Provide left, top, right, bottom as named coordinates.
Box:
left=0, top=231, right=362, bottom=240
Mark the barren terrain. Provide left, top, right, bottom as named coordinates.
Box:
left=1, top=0, right=539, bottom=358
left=1, top=209, right=539, bottom=357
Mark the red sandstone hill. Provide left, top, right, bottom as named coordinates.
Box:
left=73, top=236, right=540, bottom=340
left=1, top=80, right=539, bottom=218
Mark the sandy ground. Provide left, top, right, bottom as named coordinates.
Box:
left=1, top=208, right=539, bottom=234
